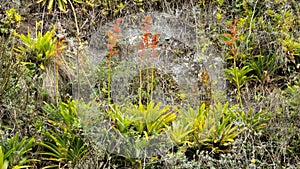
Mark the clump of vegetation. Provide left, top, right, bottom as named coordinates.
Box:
left=0, top=0, right=299, bottom=168
left=0, top=8, right=21, bottom=38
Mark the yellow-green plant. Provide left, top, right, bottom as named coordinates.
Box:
left=167, top=105, right=200, bottom=145
left=108, top=101, right=176, bottom=137
left=40, top=101, right=88, bottom=168
left=0, top=133, right=38, bottom=169
left=15, top=29, right=57, bottom=71
left=127, top=102, right=176, bottom=137
left=37, top=0, right=82, bottom=12
left=0, top=8, right=21, bottom=36
left=282, top=37, right=300, bottom=72
left=191, top=103, right=242, bottom=153
left=108, top=104, right=134, bottom=134
left=103, top=102, right=176, bottom=168
left=225, top=66, right=252, bottom=105
left=0, top=146, right=9, bottom=169
left=168, top=121, right=194, bottom=145
left=44, top=100, right=81, bottom=132
left=15, top=28, right=65, bottom=105
left=38, top=130, right=87, bottom=168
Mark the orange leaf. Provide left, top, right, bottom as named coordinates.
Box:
left=224, top=33, right=233, bottom=38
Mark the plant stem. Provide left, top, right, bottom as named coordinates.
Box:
left=107, top=58, right=111, bottom=104
left=145, top=48, right=150, bottom=104
left=139, top=53, right=143, bottom=104
left=55, top=63, right=59, bottom=106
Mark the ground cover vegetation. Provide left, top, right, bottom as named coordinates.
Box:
left=0, top=0, right=299, bottom=168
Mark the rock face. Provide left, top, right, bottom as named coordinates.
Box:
left=87, top=12, right=225, bottom=106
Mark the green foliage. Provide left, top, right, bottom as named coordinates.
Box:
left=0, top=146, right=9, bottom=169
left=282, top=85, right=300, bottom=114
left=1, top=0, right=300, bottom=168
left=282, top=37, right=300, bottom=72
left=225, top=66, right=252, bottom=104
left=109, top=101, right=176, bottom=137
left=168, top=121, right=194, bottom=145
left=38, top=131, right=87, bottom=168
left=108, top=104, right=134, bottom=134
left=100, top=102, right=177, bottom=168
left=167, top=105, right=201, bottom=145
left=0, top=8, right=21, bottom=36
left=192, top=103, right=242, bottom=153
left=234, top=109, right=272, bottom=133
left=37, top=0, right=82, bottom=12
left=126, top=102, right=176, bottom=137
left=39, top=101, right=88, bottom=168
left=247, top=55, right=280, bottom=86
left=0, top=133, right=38, bottom=169
left=45, top=100, right=81, bottom=131
left=15, top=29, right=57, bottom=72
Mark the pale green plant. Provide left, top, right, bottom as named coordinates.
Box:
left=168, top=121, right=194, bottom=145
left=108, top=102, right=176, bottom=137
left=108, top=104, right=134, bottom=134
left=167, top=105, right=200, bottom=145
left=102, top=102, right=177, bottom=168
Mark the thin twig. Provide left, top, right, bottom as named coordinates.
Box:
left=246, top=0, right=258, bottom=52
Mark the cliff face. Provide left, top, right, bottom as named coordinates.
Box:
left=87, top=12, right=225, bottom=106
